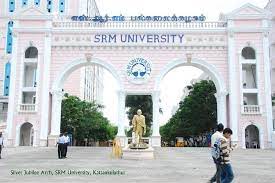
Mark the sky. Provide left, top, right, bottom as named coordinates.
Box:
left=97, top=0, right=270, bottom=126
left=159, top=67, right=203, bottom=125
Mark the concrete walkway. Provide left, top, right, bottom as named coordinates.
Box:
left=0, top=147, right=274, bottom=183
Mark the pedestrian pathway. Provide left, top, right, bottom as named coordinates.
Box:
left=0, top=147, right=274, bottom=183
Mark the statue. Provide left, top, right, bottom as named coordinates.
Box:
left=131, top=109, right=147, bottom=148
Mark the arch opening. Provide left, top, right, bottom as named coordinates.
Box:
left=245, top=124, right=260, bottom=149
left=241, top=47, right=256, bottom=60
left=25, top=46, right=38, bottom=58
left=19, top=122, right=33, bottom=146
left=50, top=58, right=124, bottom=146
left=156, top=59, right=227, bottom=147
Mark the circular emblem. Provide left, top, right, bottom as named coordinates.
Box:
left=126, top=58, right=152, bottom=84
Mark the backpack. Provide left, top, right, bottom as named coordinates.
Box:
left=211, top=138, right=222, bottom=163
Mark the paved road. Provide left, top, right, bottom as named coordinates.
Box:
left=0, top=147, right=274, bottom=183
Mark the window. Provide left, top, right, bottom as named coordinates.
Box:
left=22, top=0, right=28, bottom=6
left=23, top=64, right=37, bottom=87
left=242, top=64, right=257, bottom=89
left=34, top=0, right=40, bottom=6
left=9, top=0, right=15, bottom=12
left=47, top=0, right=52, bottom=13
left=4, top=62, right=11, bottom=96
left=6, top=21, right=13, bottom=54
left=242, top=47, right=256, bottom=59
left=59, top=0, right=65, bottom=13
left=22, top=92, right=36, bottom=104
left=243, top=93, right=258, bottom=105
left=25, top=47, right=38, bottom=58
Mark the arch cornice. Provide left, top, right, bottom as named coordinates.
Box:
left=51, top=57, right=124, bottom=92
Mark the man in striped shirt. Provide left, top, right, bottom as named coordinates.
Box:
left=220, top=128, right=237, bottom=183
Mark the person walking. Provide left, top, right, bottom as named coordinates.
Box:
left=209, top=123, right=224, bottom=183
left=220, top=128, right=237, bottom=183
left=0, top=132, right=3, bottom=159
left=63, top=132, right=70, bottom=158
left=57, top=133, right=65, bottom=159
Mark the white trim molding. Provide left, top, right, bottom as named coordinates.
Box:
left=39, top=32, right=52, bottom=146
left=262, top=26, right=273, bottom=148
left=227, top=24, right=239, bottom=143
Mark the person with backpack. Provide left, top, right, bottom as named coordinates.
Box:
left=220, top=128, right=237, bottom=183
left=209, top=123, right=224, bottom=183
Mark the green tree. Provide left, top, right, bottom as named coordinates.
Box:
left=160, top=80, right=217, bottom=142
left=61, top=93, right=117, bottom=145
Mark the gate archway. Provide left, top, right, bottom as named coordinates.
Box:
left=154, top=58, right=227, bottom=128
left=50, top=57, right=125, bottom=143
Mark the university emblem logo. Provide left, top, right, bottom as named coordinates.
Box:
left=126, top=58, right=152, bottom=84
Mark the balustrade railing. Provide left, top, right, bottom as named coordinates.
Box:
left=241, top=105, right=261, bottom=114
left=19, top=104, right=36, bottom=113
left=52, top=21, right=227, bottom=29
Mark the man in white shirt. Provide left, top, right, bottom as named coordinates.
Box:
left=57, top=133, right=65, bottom=159
left=63, top=132, right=70, bottom=158
left=0, top=132, right=3, bottom=159
left=209, top=123, right=224, bottom=183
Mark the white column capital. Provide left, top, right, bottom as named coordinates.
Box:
left=117, top=90, right=126, bottom=96
left=152, top=90, right=161, bottom=97
left=214, top=91, right=227, bottom=99
left=51, top=90, right=64, bottom=99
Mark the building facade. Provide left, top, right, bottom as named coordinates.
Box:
left=0, top=0, right=274, bottom=148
